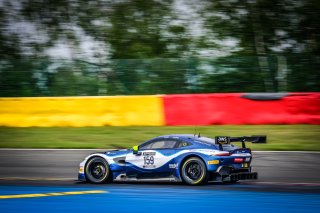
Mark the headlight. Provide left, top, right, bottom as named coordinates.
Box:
left=79, top=166, right=84, bottom=173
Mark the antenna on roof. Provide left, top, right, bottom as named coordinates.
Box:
left=198, top=133, right=201, bottom=138
left=194, top=126, right=197, bottom=137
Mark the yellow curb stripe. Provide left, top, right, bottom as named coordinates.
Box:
left=0, top=95, right=165, bottom=127
left=0, top=190, right=107, bottom=199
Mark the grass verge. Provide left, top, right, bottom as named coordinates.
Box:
left=0, top=125, right=319, bottom=151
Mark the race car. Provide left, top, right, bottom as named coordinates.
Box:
left=78, top=134, right=266, bottom=185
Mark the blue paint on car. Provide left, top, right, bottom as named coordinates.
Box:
left=78, top=134, right=265, bottom=184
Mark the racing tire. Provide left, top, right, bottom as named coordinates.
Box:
left=181, top=157, right=208, bottom=185
left=85, top=156, right=111, bottom=184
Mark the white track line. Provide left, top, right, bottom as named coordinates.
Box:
left=0, top=177, right=75, bottom=181
left=0, top=177, right=319, bottom=186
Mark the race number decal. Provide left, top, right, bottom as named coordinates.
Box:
left=143, top=155, right=155, bottom=168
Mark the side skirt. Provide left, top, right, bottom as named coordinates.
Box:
left=113, top=174, right=181, bottom=182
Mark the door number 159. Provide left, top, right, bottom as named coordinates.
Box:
left=144, top=156, right=154, bottom=165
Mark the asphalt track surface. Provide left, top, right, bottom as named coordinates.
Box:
left=0, top=150, right=319, bottom=213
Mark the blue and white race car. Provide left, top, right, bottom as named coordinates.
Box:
left=78, top=134, right=266, bottom=185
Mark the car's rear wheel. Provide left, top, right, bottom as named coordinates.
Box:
left=85, top=156, right=110, bottom=184
left=181, top=157, right=208, bottom=185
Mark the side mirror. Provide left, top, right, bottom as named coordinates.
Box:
left=132, top=145, right=139, bottom=154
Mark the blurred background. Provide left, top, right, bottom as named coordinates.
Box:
left=0, top=2, right=319, bottom=211
left=0, top=0, right=319, bottom=96
left=0, top=0, right=319, bottom=150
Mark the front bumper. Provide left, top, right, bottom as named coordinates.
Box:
left=223, top=172, right=258, bottom=182
left=78, top=160, right=87, bottom=181
left=78, top=173, right=86, bottom=181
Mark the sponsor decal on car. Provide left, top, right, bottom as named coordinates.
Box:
left=207, top=160, right=219, bottom=165
left=143, top=155, right=156, bottom=168
left=169, top=163, right=178, bottom=168
left=242, top=163, right=249, bottom=168
left=143, top=152, right=156, bottom=156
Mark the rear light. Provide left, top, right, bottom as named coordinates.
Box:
left=213, top=152, right=230, bottom=156
left=234, top=158, right=244, bottom=163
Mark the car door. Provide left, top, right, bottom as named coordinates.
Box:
left=125, top=138, right=178, bottom=179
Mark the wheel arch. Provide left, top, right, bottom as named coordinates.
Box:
left=84, top=153, right=110, bottom=166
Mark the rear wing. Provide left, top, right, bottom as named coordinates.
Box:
left=215, top=135, right=267, bottom=150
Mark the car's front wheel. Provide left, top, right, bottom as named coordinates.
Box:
left=85, top=156, right=110, bottom=184
left=181, top=157, right=208, bottom=185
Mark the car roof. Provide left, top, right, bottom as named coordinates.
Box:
left=156, top=134, right=216, bottom=144
left=157, top=134, right=199, bottom=139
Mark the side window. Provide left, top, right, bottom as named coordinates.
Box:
left=176, top=141, right=192, bottom=148
left=139, top=142, right=153, bottom=150
left=140, top=139, right=178, bottom=150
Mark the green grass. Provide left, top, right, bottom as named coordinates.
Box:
left=0, top=125, right=319, bottom=150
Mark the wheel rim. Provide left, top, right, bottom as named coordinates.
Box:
left=185, top=162, right=202, bottom=180
left=86, top=159, right=108, bottom=182
left=90, top=162, right=106, bottom=179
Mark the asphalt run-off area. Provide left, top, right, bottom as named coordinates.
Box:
left=0, top=150, right=319, bottom=212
